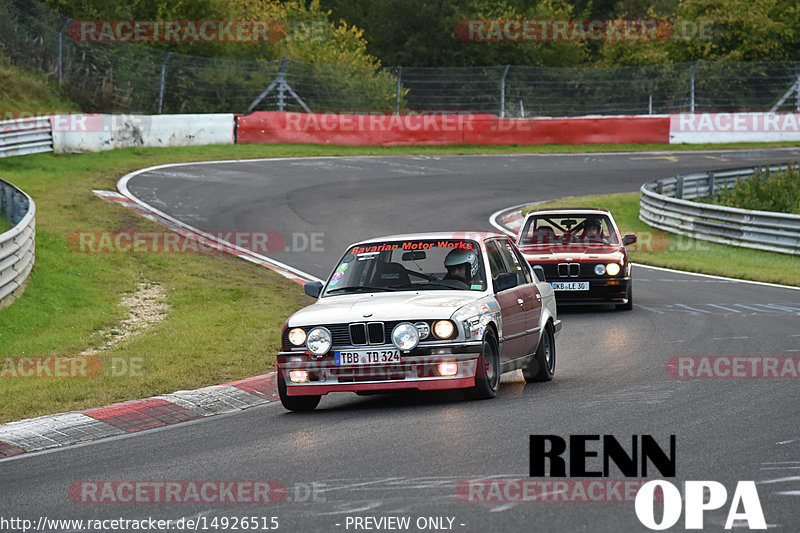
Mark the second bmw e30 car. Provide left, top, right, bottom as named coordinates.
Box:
left=277, top=232, right=561, bottom=411
left=516, top=208, right=637, bottom=310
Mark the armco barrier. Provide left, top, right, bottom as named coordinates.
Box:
left=640, top=165, right=800, bottom=255
left=0, top=178, right=36, bottom=306
left=0, top=117, right=53, bottom=157
left=235, top=112, right=670, bottom=146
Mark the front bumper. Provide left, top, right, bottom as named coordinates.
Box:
left=277, top=342, right=482, bottom=396
left=552, top=277, right=631, bottom=305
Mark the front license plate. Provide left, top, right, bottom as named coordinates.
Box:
left=551, top=281, right=589, bottom=291
left=335, top=350, right=401, bottom=366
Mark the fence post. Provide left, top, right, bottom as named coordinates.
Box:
left=690, top=60, right=700, bottom=113
left=277, top=57, right=288, bottom=112
left=796, top=72, right=800, bottom=111
left=395, top=67, right=402, bottom=115
left=500, top=65, right=510, bottom=118
left=157, top=52, right=173, bottom=115
left=676, top=176, right=684, bottom=199
left=57, top=17, right=71, bottom=84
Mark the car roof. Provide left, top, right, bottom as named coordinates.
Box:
left=351, top=231, right=507, bottom=247
left=526, top=207, right=610, bottom=216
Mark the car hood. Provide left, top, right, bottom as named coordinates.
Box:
left=288, top=291, right=481, bottom=326
left=519, top=244, right=624, bottom=262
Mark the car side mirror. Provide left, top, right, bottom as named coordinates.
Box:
left=622, top=234, right=637, bottom=246
left=493, top=272, right=518, bottom=293
left=532, top=265, right=546, bottom=282
left=304, top=281, right=323, bottom=298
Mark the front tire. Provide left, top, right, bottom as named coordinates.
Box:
left=522, top=323, right=555, bottom=382
left=616, top=283, right=633, bottom=311
left=464, top=331, right=500, bottom=400
left=278, top=372, right=321, bottom=412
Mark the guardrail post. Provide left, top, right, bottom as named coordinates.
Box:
left=656, top=181, right=663, bottom=194
left=5, top=188, right=13, bottom=223
left=707, top=172, right=715, bottom=199
left=675, top=176, right=684, bottom=199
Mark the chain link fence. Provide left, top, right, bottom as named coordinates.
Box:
left=2, top=0, right=799, bottom=116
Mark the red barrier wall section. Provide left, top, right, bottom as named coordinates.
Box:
left=236, top=112, right=670, bottom=146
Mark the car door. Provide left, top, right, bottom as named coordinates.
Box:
left=485, top=239, right=528, bottom=362
left=498, top=238, right=542, bottom=356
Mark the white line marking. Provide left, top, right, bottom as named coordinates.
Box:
left=117, top=163, right=321, bottom=283
left=757, top=476, right=800, bottom=484
left=674, top=304, right=712, bottom=313
left=706, top=303, right=742, bottom=313
left=633, top=264, right=800, bottom=291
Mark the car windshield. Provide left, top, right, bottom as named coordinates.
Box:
left=519, top=214, right=619, bottom=246
left=323, top=239, right=486, bottom=295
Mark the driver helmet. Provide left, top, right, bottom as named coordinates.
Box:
left=584, top=218, right=603, bottom=232
left=444, top=249, right=480, bottom=279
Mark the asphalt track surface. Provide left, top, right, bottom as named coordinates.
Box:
left=2, top=148, right=800, bottom=532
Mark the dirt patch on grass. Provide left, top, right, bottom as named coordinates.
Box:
left=81, top=282, right=169, bottom=355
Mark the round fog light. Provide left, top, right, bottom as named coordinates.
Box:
left=392, top=322, right=420, bottom=351
left=606, top=263, right=621, bottom=276
left=438, top=362, right=458, bottom=376
left=594, top=264, right=606, bottom=276
left=306, top=327, right=332, bottom=356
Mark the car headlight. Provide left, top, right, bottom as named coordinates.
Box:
left=433, top=320, right=455, bottom=339
left=606, top=263, right=621, bottom=276
left=306, top=327, right=332, bottom=356
left=392, top=322, right=420, bottom=351
left=288, top=328, right=307, bottom=347
left=594, top=264, right=606, bottom=276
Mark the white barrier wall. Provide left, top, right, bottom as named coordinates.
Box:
left=670, top=112, right=800, bottom=143
left=53, top=114, right=234, bottom=153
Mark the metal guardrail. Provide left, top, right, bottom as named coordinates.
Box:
left=0, top=178, right=36, bottom=306
left=640, top=164, right=800, bottom=255
left=0, top=117, right=54, bottom=158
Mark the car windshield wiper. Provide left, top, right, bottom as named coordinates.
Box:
left=420, top=281, right=469, bottom=290
left=326, top=285, right=397, bottom=293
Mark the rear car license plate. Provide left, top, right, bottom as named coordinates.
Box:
left=335, top=350, right=401, bottom=366
left=551, top=281, right=589, bottom=291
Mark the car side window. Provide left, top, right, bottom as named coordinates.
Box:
left=498, top=239, right=531, bottom=285
left=484, top=240, right=507, bottom=279
left=512, top=246, right=534, bottom=284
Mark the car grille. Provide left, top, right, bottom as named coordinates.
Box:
left=557, top=263, right=580, bottom=277
left=285, top=320, right=427, bottom=348
left=349, top=322, right=387, bottom=345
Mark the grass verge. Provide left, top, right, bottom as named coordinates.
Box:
left=0, top=142, right=798, bottom=423
left=523, top=193, right=800, bottom=286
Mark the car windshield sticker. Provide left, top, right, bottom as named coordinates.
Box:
left=470, top=284, right=483, bottom=290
